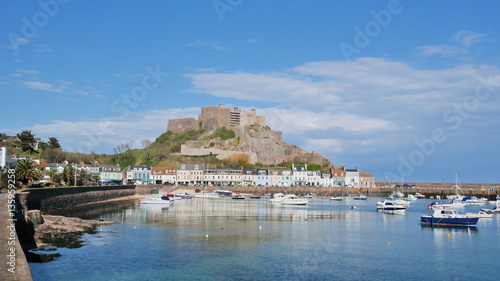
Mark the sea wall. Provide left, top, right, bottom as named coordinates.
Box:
left=17, top=185, right=136, bottom=212
left=0, top=194, right=33, bottom=281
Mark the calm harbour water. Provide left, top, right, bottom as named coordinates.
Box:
left=30, top=196, right=500, bottom=281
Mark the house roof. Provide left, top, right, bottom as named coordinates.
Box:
left=331, top=170, right=345, bottom=176
left=177, top=163, right=204, bottom=170
left=359, top=172, right=373, bottom=177
left=292, top=166, right=306, bottom=172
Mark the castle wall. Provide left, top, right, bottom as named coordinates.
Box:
left=199, top=105, right=231, bottom=128
left=167, top=118, right=198, bottom=133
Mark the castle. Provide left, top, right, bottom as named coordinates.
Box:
left=167, top=104, right=266, bottom=133
left=166, top=105, right=330, bottom=167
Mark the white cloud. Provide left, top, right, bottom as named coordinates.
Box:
left=27, top=107, right=202, bottom=153
left=415, top=45, right=467, bottom=56
left=188, top=40, right=232, bottom=52
left=16, top=69, right=39, bottom=74
left=454, top=30, right=488, bottom=47
left=304, top=138, right=344, bottom=153
left=22, top=81, right=65, bottom=93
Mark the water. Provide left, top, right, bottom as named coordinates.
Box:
left=29, top=197, right=500, bottom=280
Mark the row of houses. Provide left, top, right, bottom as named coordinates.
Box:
left=1, top=151, right=375, bottom=187
left=128, top=164, right=375, bottom=188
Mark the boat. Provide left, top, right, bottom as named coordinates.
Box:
left=329, top=196, right=343, bottom=201
left=281, top=194, right=308, bottom=205
left=421, top=205, right=479, bottom=226
left=461, top=196, right=487, bottom=206
left=376, top=200, right=407, bottom=214
left=232, top=194, right=245, bottom=200
left=394, top=199, right=410, bottom=206
left=353, top=194, right=367, bottom=200
left=250, top=195, right=261, bottom=199
left=428, top=201, right=444, bottom=210
left=195, top=192, right=219, bottom=199
left=140, top=194, right=173, bottom=205
left=392, top=191, right=404, bottom=199
left=415, top=192, right=425, bottom=199
left=481, top=206, right=500, bottom=214
left=449, top=199, right=465, bottom=209
left=175, top=192, right=192, bottom=199
left=269, top=193, right=285, bottom=204
left=214, top=189, right=233, bottom=196
left=466, top=210, right=492, bottom=218
left=405, top=194, right=417, bottom=201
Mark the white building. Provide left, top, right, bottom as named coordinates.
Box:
left=292, top=164, right=307, bottom=186
left=345, top=167, right=360, bottom=188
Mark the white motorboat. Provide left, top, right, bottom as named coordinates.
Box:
left=195, top=192, right=219, bottom=199
left=405, top=194, right=417, bottom=201
left=329, top=196, right=343, bottom=201
left=466, top=210, right=492, bottom=218
left=269, top=193, right=285, bottom=204
left=394, top=199, right=410, bottom=206
left=415, top=192, right=425, bottom=199
left=376, top=200, right=407, bottom=214
left=461, top=196, right=487, bottom=206
left=281, top=194, right=308, bottom=205
left=392, top=191, right=404, bottom=199
left=140, top=195, right=173, bottom=205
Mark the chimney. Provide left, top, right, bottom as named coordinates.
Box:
left=219, top=104, right=223, bottom=108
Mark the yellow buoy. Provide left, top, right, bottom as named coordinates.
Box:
left=388, top=242, right=390, bottom=245
left=448, top=233, right=451, bottom=238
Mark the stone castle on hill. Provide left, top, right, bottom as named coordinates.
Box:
left=167, top=104, right=266, bottom=133
left=166, top=104, right=331, bottom=167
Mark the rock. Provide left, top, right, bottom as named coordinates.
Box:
left=27, top=210, right=45, bottom=225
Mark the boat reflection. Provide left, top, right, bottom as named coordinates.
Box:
left=421, top=224, right=478, bottom=233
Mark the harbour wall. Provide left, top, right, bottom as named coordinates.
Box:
left=17, top=185, right=136, bottom=212
left=0, top=193, right=33, bottom=281
left=176, top=185, right=499, bottom=199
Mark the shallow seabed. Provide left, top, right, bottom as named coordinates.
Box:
left=30, top=197, right=500, bottom=281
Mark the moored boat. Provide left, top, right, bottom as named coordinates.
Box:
left=376, top=200, right=407, bottom=214
left=214, top=189, right=233, bottom=196
left=415, top=192, right=425, bottom=199
left=353, top=194, right=367, bottom=200
left=269, top=193, right=285, bottom=204
left=195, top=192, right=219, bottom=199
left=281, top=194, right=308, bottom=205
left=421, top=206, right=479, bottom=226
left=480, top=206, right=500, bottom=214
left=140, top=194, right=173, bottom=205
left=466, top=210, right=492, bottom=218
left=175, top=193, right=192, bottom=199
left=329, top=196, right=343, bottom=201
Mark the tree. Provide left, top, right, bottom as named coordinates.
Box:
left=62, top=165, right=75, bottom=186
left=44, top=148, right=65, bottom=163
left=16, top=130, right=37, bottom=154
left=141, top=139, right=152, bottom=163
left=47, top=137, right=61, bottom=149
left=15, top=159, right=42, bottom=187
left=230, top=153, right=250, bottom=167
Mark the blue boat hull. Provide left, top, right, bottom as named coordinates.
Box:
left=421, top=216, right=478, bottom=226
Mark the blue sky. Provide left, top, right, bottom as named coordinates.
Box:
left=1, top=0, right=500, bottom=183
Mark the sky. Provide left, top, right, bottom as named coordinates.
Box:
left=1, top=0, right=500, bottom=184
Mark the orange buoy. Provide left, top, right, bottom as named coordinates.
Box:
left=221, top=227, right=224, bottom=230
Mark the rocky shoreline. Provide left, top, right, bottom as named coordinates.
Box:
left=20, top=210, right=118, bottom=263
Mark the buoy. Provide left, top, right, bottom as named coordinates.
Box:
left=448, top=233, right=451, bottom=238
left=134, top=226, right=136, bottom=229
left=206, top=234, right=208, bottom=238
left=259, top=225, right=262, bottom=230
left=388, top=242, right=390, bottom=245
left=221, top=227, right=224, bottom=230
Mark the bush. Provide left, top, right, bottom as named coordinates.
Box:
left=213, top=127, right=235, bottom=140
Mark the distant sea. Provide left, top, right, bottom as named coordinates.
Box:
left=29, top=197, right=500, bottom=281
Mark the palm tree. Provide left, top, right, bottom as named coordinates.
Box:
left=15, top=159, right=42, bottom=188
left=63, top=165, right=75, bottom=186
